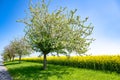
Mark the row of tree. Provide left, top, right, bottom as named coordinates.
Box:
left=1, top=38, right=31, bottom=63
left=2, top=0, right=94, bottom=70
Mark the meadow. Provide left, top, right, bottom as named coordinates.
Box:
left=4, top=55, right=120, bottom=80
left=5, top=61, right=120, bottom=80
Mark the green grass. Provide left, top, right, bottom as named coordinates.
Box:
left=4, top=61, right=120, bottom=80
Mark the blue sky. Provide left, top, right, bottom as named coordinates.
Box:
left=0, top=0, right=120, bottom=60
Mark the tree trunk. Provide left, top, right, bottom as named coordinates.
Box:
left=9, top=58, right=11, bottom=61
left=8, top=56, right=11, bottom=61
left=19, top=54, right=21, bottom=63
left=43, top=53, right=47, bottom=70
left=12, top=56, right=15, bottom=61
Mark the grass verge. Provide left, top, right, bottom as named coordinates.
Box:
left=4, top=61, right=120, bottom=80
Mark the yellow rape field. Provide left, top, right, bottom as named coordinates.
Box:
left=19, top=55, right=120, bottom=73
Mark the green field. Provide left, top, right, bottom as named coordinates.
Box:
left=5, top=61, right=120, bottom=80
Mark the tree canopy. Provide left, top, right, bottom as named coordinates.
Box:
left=19, top=0, right=94, bottom=69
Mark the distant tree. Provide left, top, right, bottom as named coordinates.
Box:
left=11, top=38, right=32, bottom=63
left=3, top=44, right=15, bottom=61
left=9, top=43, right=16, bottom=61
left=1, top=52, right=9, bottom=61
left=19, top=0, right=94, bottom=69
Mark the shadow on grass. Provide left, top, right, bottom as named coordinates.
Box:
left=4, top=61, right=20, bottom=66
left=47, top=62, right=120, bottom=74
left=8, top=63, right=71, bottom=80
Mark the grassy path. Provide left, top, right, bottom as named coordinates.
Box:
left=4, top=61, right=120, bottom=80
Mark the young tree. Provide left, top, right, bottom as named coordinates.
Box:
left=19, top=0, right=94, bottom=69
